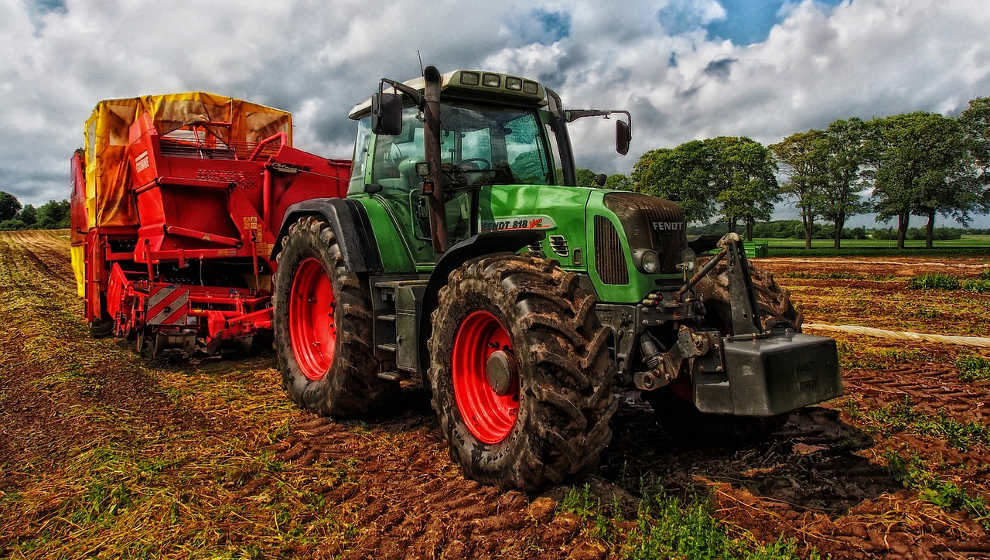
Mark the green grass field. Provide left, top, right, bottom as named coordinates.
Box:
left=755, top=235, right=990, bottom=248
left=751, top=235, right=990, bottom=257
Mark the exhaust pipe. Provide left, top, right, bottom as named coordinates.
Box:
left=422, top=65, right=448, bottom=254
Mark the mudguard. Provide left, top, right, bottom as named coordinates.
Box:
left=417, top=229, right=546, bottom=374
left=271, top=198, right=382, bottom=273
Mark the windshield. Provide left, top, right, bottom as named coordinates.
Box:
left=370, top=102, right=557, bottom=192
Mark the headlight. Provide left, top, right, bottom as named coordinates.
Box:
left=633, top=249, right=660, bottom=273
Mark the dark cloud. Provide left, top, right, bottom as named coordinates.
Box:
left=702, top=57, right=737, bottom=80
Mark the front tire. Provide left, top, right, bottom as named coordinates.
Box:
left=428, top=255, right=617, bottom=491
left=273, top=216, right=390, bottom=417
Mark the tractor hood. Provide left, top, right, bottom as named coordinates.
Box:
left=482, top=185, right=688, bottom=304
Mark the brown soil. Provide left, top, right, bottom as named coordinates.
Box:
left=1, top=231, right=988, bottom=559
left=754, top=256, right=990, bottom=337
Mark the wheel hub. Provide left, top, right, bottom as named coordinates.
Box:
left=486, top=350, right=517, bottom=396
left=451, top=310, right=519, bottom=444
left=288, top=257, right=336, bottom=381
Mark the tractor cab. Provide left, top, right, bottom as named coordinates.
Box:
left=347, top=69, right=630, bottom=259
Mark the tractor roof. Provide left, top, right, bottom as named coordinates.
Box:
left=348, top=70, right=547, bottom=119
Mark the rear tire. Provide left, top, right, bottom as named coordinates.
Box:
left=273, top=216, right=390, bottom=417
left=428, top=255, right=617, bottom=491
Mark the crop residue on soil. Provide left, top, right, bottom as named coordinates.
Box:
left=1, top=230, right=988, bottom=559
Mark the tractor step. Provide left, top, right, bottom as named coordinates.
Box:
left=376, top=370, right=403, bottom=382
left=374, top=279, right=426, bottom=289
left=371, top=276, right=428, bottom=374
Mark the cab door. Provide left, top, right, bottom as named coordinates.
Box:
left=367, top=107, right=482, bottom=266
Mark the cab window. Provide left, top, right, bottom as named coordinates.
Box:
left=348, top=117, right=372, bottom=194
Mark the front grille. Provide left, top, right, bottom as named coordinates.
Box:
left=603, top=192, right=685, bottom=274
left=595, top=215, right=628, bottom=284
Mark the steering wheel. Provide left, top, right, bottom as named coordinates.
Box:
left=458, top=158, right=491, bottom=171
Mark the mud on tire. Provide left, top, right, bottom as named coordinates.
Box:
left=695, top=260, right=803, bottom=330
left=427, top=254, right=617, bottom=491
left=273, top=216, right=391, bottom=417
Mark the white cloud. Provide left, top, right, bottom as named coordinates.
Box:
left=0, top=0, right=988, bottom=227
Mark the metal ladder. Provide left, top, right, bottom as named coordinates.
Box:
left=371, top=278, right=427, bottom=381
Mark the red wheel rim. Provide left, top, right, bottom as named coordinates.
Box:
left=289, top=258, right=336, bottom=381
left=452, top=310, right=519, bottom=444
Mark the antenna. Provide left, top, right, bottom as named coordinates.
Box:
left=417, top=50, right=425, bottom=76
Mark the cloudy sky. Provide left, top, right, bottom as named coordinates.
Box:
left=2, top=0, right=989, bottom=226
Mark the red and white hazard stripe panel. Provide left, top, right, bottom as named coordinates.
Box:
left=147, top=285, right=190, bottom=325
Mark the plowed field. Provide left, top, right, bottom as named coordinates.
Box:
left=1, top=231, right=989, bottom=559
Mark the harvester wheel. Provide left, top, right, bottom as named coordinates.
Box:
left=428, top=254, right=617, bottom=491
left=89, top=318, right=114, bottom=338
left=273, top=216, right=389, bottom=417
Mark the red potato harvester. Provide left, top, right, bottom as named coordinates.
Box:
left=70, top=93, right=349, bottom=357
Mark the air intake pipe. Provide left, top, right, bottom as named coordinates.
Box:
left=422, top=65, right=448, bottom=254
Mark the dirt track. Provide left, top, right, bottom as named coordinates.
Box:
left=1, top=231, right=989, bottom=559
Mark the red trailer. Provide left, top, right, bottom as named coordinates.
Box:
left=71, top=93, right=349, bottom=357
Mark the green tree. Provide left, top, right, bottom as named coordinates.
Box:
left=0, top=191, right=21, bottom=222
left=0, top=219, right=25, bottom=230
left=821, top=118, right=870, bottom=248
left=709, top=137, right=779, bottom=240
left=960, top=96, right=990, bottom=172
left=913, top=116, right=979, bottom=248
left=770, top=130, right=828, bottom=249
left=959, top=97, right=990, bottom=211
left=36, top=200, right=71, bottom=229
left=19, top=204, right=37, bottom=226
left=575, top=168, right=598, bottom=188
left=633, top=140, right=719, bottom=223
left=868, top=112, right=977, bottom=248
left=605, top=173, right=633, bottom=190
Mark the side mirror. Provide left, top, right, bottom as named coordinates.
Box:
left=616, top=119, right=631, bottom=155
left=372, top=92, right=402, bottom=135
left=595, top=173, right=607, bottom=187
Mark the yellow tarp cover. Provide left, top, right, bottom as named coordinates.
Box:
left=83, top=92, right=293, bottom=229
left=70, top=245, right=85, bottom=297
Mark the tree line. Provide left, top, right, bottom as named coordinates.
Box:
left=0, top=192, right=71, bottom=230
left=687, top=219, right=990, bottom=241
left=614, top=97, right=990, bottom=249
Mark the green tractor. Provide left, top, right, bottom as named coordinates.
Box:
left=270, top=66, right=841, bottom=490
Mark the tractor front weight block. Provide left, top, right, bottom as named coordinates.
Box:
left=693, top=331, right=841, bottom=417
